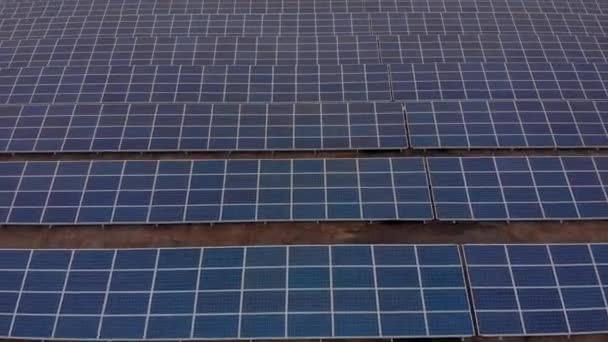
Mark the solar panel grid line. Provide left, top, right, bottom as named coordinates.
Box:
left=545, top=245, right=573, bottom=335
left=50, top=249, right=74, bottom=338
left=95, top=250, right=116, bottom=340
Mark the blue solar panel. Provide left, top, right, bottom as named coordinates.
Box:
left=0, top=102, right=408, bottom=152
left=379, top=34, right=608, bottom=64
left=464, top=244, right=608, bottom=336
left=0, top=13, right=605, bottom=40
left=0, top=65, right=392, bottom=104
left=391, top=63, right=608, bottom=101
left=0, top=245, right=473, bottom=339
left=0, top=0, right=605, bottom=16
left=0, top=158, right=433, bottom=225
left=0, top=36, right=382, bottom=68
left=1, top=34, right=605, bottom=69
left=406, top=100, right=608, bottom=148
left=427, top=156, right=608, bottom=220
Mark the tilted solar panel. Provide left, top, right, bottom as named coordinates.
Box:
left=464, top=244, right=608, bottom=336
left=0, top=65, right=392, bottom=104
left=0, top=13, right=606, bottom=40
left=0, top=102, right=408, bottom=152
left=0, top=0, right=606, bottom=16
left=0, top=245, right=473, bottom=339
left=0, top=158, right=433, bottom=225
left=378, top=34, right=608, bottom=65
left=1, top=34, right=606, bottom=69
left=0, top=36, right=382, bottom=68
left=391, top=63, right=608, bottom=101
left=406, top=100, right=608, bottom=148
left=427, top=156, right=608, bottom=220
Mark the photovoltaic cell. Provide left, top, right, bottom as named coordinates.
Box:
left=427, top=156, right=608, bottom=220
left=391, top=63, right=608, bottom=101
left=0, top=0, right=606, bottom=16
left=0, top=102, right=408, bottom=152
left=464, top=244, right=608, bottom=336
left=0, top=158, right=433, bottom=225
left=406, top=100, right=608, bottom=148
left=0, top=65, right=392, bottom=104
left=0, top=245, right=473, bottom=339
left=0, top=13, right=606, bottom=40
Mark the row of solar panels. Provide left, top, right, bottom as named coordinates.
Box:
left=0, top=243, right=607, bottom=340
left=2, top=13, right=608, bottom=40
left=0, top=156, right=607, bottom=224
left=0, top=100, right=606, bottom=152
left=1, top=63, right=608, bottom=104
left=1, top=34, right=607, bottom=68
left=1, top=0, right=607, bottom=16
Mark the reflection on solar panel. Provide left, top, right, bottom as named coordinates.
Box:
left=0, top=65, right=392, bottom=104
left=1, top=0, right=606, bottom=16
left=2, top=34, right=606, bottom=69
left=1, top=13, right=606, bottom=40
left=0, top=102, right=408, bottom=152
left=0, top=158, right=433, bottom=225
left=427, top=156, right=608, bottom=220
left=406, top=100, right=608, bottom=148
left=0, top=245, right=473, bottom=339
left=391, top=63, right=608, bottom=101
left=464, top=244, right=608, bottom=336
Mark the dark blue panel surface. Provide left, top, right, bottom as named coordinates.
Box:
left=465, top=244, right=608, bottom=336
left=0, top=158, right=433, bottom=225
left=0, top=245, right=472, bottom=340
left=0, top=102, right=407, bottom=153
left=406, top=100, right=608, bottom=149
left=429, top=156, right=608, bottom=221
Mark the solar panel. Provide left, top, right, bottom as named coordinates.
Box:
left=391, top=63, right=608, bottom=101
left=0, top=65, right=392, bottom=104
left=427, top=156, right=608, bottom=220
left=1, top=34, right=606, bottom=69
left=0, top=245, right=473, bottom=339
left=378, top=34, right=608, bottom=64
left=0, top=102, right=408, bottom=152
left=0, top=0, right=605, bottom=16
left=0, top=158, right=433, bottom=225
left=464, top=244, right=608, bottom=336
left=0, top=36, right=382, bottom=68
left=406, top=100, right=608, bottom=148
left=1, top=13, right=606, bottom=40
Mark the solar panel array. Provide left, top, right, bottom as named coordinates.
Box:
left=465, top=244, right=608, bottom=336
left=3, top=0, right=608, bottom=338
left=0, top=245, right=474, bottom=339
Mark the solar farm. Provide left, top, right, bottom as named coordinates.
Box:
left=0, top=0, right=608, bottom=341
